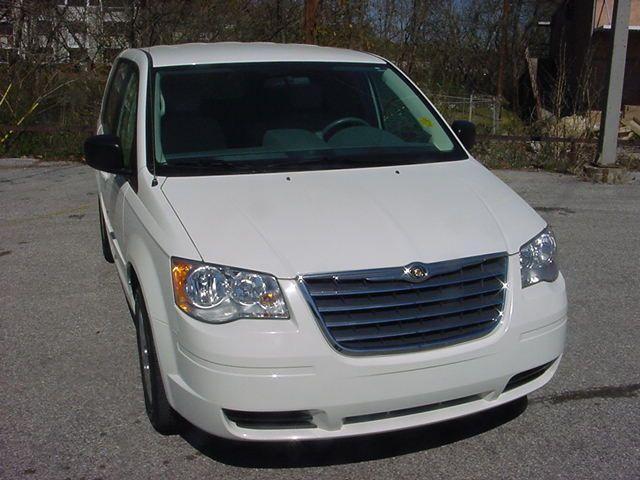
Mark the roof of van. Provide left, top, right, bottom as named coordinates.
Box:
left=143, top=42, right=386, bottom=67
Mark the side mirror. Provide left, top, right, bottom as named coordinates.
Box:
left=84, top=134, right=129, bottom=175
left=451, top=120, right=476, bottom=150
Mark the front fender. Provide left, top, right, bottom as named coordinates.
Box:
left=123, top=186, right=200, bottom=402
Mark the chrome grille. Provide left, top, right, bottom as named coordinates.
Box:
left=300, top=253, right=508, bottom=355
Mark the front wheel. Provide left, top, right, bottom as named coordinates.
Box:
left=134, top=288, right=181, bottom=435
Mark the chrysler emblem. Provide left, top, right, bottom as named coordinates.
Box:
left=404, top=263, right=429, bottom=283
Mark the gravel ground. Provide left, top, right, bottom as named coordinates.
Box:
left=0, top=160, right=638, bottom=479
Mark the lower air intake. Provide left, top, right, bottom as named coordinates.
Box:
left=223, top=409, right=316, bottom=430
left=504, top=360, right=556, bottom=391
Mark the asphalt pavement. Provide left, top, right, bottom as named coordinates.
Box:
left=0, top=160, right=638, bottom=479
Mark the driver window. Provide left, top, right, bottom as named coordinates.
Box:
left=117, top=70, right=139, bottom=169
left=375, top=70, right=453, bottom=151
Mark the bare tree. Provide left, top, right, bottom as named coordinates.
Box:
left=303, top=0, right=321, bottom=44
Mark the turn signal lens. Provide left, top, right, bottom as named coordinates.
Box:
left=171, top=259, right=193, bottom=313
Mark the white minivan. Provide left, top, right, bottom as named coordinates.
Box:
left=85, top=42, right=567, bottom=440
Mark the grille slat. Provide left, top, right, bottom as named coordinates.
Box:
left=301, top=253, right=508, bottom=355
left=307, top=265, right=505, bottom=297
left=332, top=313, right=496, bottom=342
left=316, top=280, right=503, bottom=313
left=339, top=322, right=498, bottom=352
left=324, top=296, right=503, bottom=328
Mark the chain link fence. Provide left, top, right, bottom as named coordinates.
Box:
left=429, top=94, right=502, bottom=134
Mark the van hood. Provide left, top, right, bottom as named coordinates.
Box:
left=161, top=159, right=545, bottom=278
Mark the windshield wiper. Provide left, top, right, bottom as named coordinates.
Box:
left=165, top=157, right=263, bottom=173
left=258, top=155, right=339, bottom=170
left=168, top=158, right=234, bottom=168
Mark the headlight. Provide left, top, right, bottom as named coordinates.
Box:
left=171, top=258, right=289, bottom=323
left=519, top=227, right=559, bottom=288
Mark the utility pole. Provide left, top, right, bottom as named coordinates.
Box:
left=597, top=0, right=631, bottom=166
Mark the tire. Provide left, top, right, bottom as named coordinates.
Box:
left=134, top=288, right=181, bottom=435
left=99, top=201, right=115, bottom=264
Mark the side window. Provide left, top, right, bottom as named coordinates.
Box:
left=116, top=72, right=138, bottom=168
left=101, top=60, right=139, bottom=168
left=370, top=73, right=431, bottom=144
left=102, top=62, right=131, bottom=134
left=370, top=70, right=453, bottom=150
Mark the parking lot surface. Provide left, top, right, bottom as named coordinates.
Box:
left=1, top=160, right=638, bottom=479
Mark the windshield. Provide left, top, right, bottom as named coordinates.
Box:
left=152, top=62, right=467, bottom=175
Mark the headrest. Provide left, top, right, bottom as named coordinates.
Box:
left=160, top=72, right=245, bottom=115
left=290, top=83, right=323, bottom=111
left=263, top=76, right=323, bottom=111
left=161, top=75, right=203, bottom=114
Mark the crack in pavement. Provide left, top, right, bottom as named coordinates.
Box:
left=0, top=203, right=91, bottom=225
left=533, top=206, right=576, bottom=215
left=0, top=163, right=80, bottom=182
left=531, top=383, right=640, bottom=405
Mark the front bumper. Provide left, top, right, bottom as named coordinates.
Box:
left=156, top=255, right=567, bottom=441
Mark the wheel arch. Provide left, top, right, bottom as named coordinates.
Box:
left=125, top=236, right=180, bottom=403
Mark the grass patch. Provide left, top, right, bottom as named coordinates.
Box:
left=1, top=131, right=87, bottom=161
left=472, top=140, right=596, bottom=173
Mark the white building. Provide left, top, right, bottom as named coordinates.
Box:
left=0, top=0, right=129, bottom=64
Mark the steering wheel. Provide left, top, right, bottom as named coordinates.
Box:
left=320, top=117, right=369, bottom=141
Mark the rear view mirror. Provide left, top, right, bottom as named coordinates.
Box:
left=451, top=120, right=476, bottom=150
left=84, top=134, right=129, bottom=175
